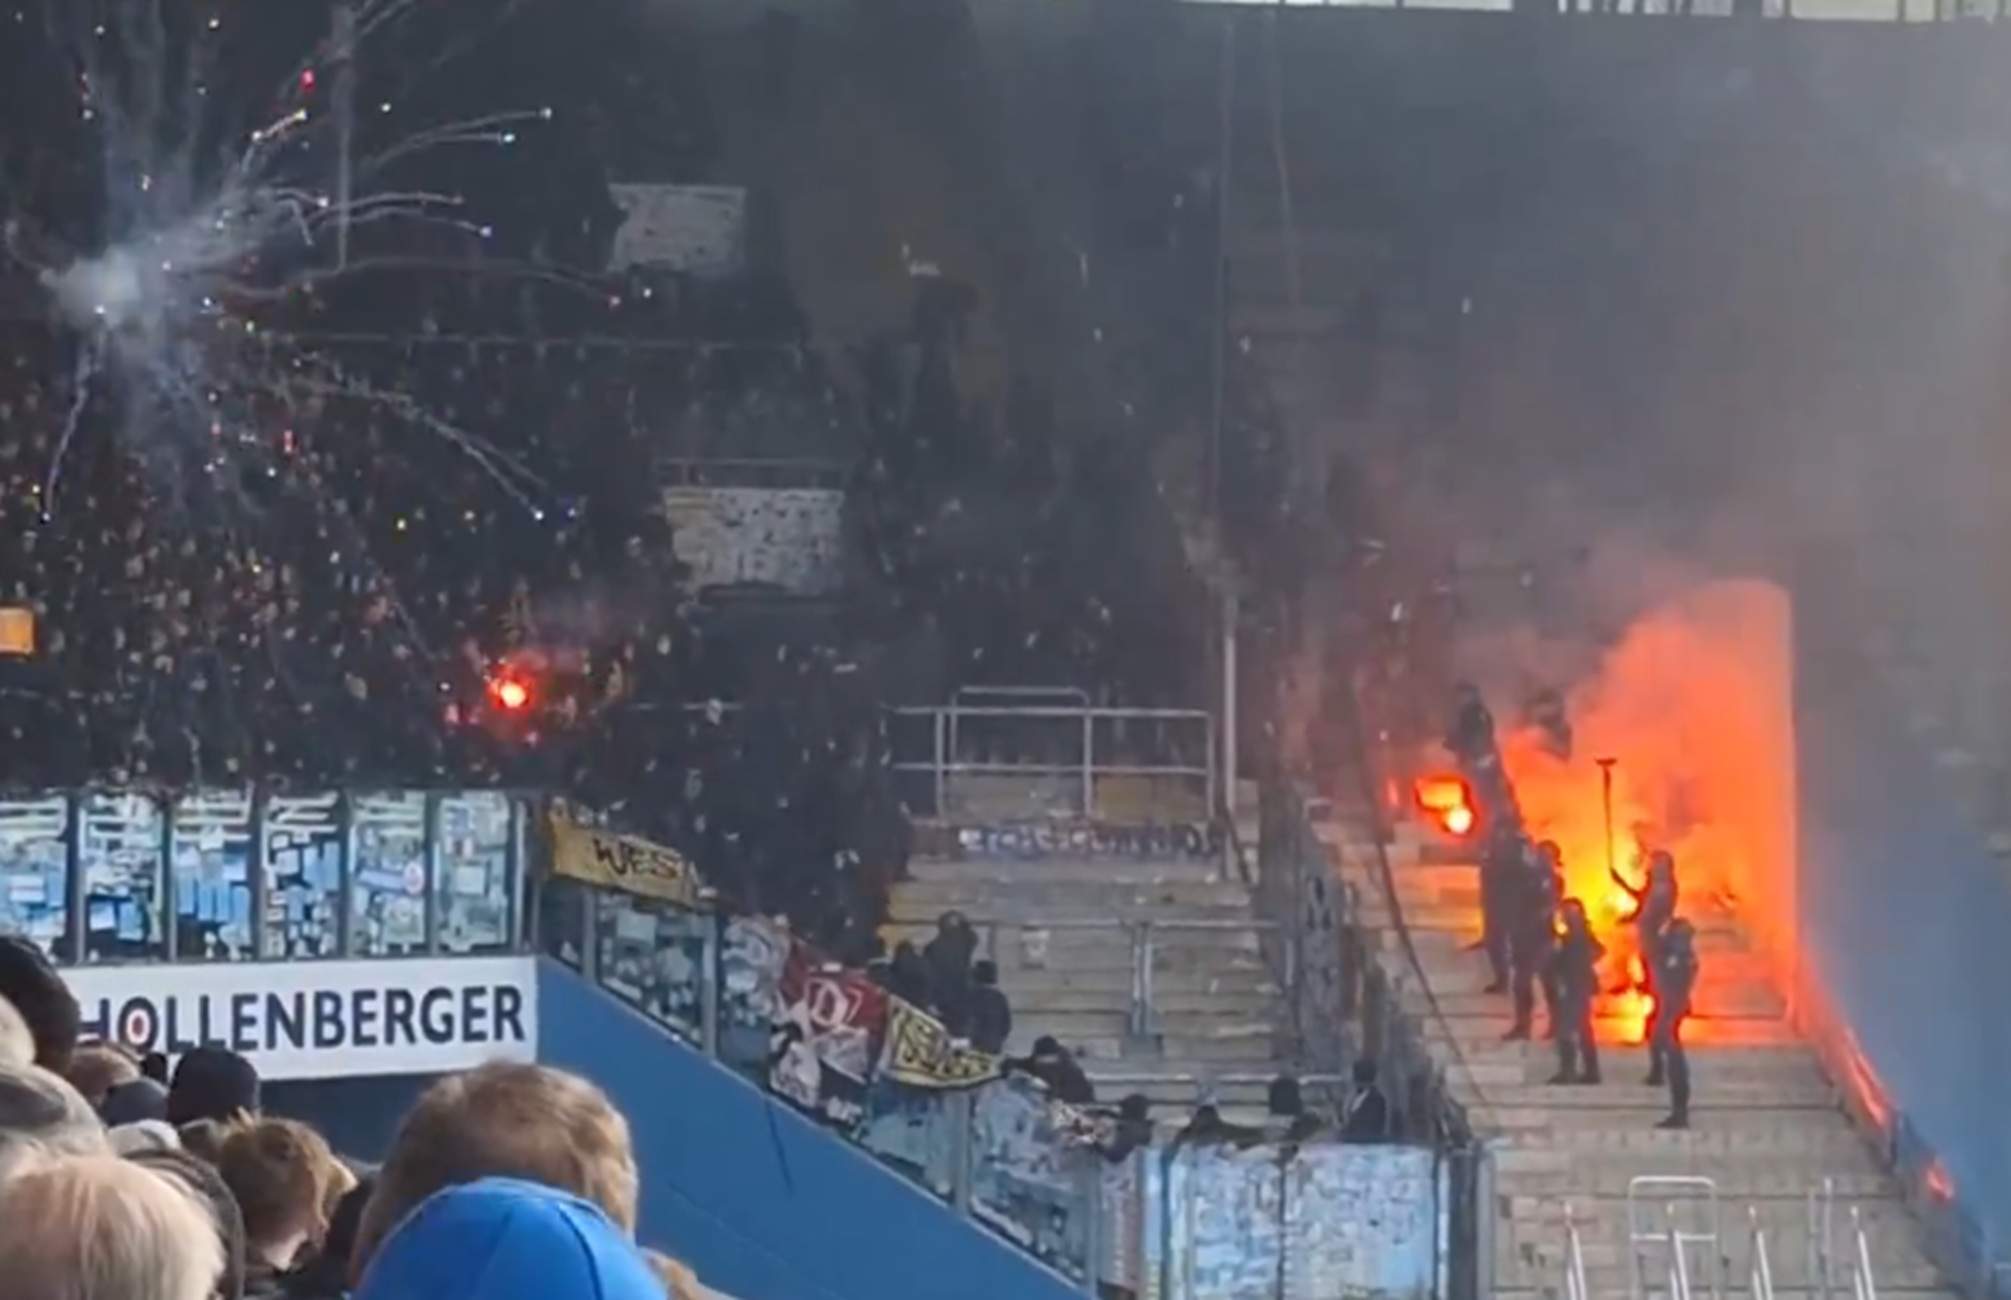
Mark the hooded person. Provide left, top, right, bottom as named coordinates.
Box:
left=168, top=1047, right=261, bottom=1126
left=354, top=1178, right=663, bottom=1300
left=0, top=934, right=81, bottom=1074
left=921, top=911, right=978, bottom=1035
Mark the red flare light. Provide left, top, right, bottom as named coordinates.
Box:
left=487, top=673, right=532, bottom=713
left=1413, top=774, right=1478, bottom=838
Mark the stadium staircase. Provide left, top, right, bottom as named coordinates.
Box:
left=885, top=806, right=1295, bottom=1125
left=1328, top=822, right=1960, bottom=1300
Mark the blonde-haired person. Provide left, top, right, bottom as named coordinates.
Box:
left=350, top=1062, right=640, bottom=1280
left=0, top=1153, right=225, bottom=1300
left=217, top=1117, right=344, bottom=1294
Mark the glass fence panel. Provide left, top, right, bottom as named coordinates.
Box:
left=262, top=792, right=343, bottom=958
left=79, top=792, right=166, bottom=963
left=171, top=790, right=255, bottom=962
left=857, top=1079, right=959, bottom=1200
left=350, top=792, right=428, bottom=956
left=594, top=893, right=711, bottom=1042
left=970, top=1074, right=1096, bottom=1281
left=436, top=792, right=514, bottom=954
left=0, top=794, right=70, bottom=958
left=718, top=915, right=789, bottom=1074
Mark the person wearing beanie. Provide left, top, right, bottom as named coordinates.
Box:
left=168, top=1046, right=261, bottom=1126
left=102, top=1075, right=171, bottom=1127
left=128, top=1146, right=251, bottom=1300
left=0, top=934, right=81, bottom=1073
left=354, top=1178, right=663, bottom=1300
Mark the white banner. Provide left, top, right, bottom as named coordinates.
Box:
left=63, top=957, right=537, bottom=1081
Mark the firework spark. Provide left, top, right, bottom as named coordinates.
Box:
left=7, top=0, right=573, bottom=522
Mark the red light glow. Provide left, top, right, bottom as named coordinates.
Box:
left=487, top=674, right=531, bottom=712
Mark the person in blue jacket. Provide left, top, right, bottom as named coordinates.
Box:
left=355, top=1178, right=664, bottom=1300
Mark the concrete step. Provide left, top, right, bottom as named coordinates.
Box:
left=1360, top=904, right=1754, bottom=954
left=1488, top=1102, right=1847, bottom=1136
left=891, top=879, right=1254, bottom=911
left=881, top=923, right=1268, bottom=963
left=1007, top=987, right=1279, bottom=1016
left=1403, top=984, right=1789, bottom=1020
left=1482, top=1081, right=1839, bottom=1111
left=1007, top=1009, right=1280, bottom=1042
left=1420, top=1012, right=1802, bottom=1051
left=887, top=898, right=1256, bottom=927
left=1492, top=1157, right=1898, bottom=1200
left=998, top=968, right=1280, bottom=997
left=1523, top=1124, right=1882, bottom=1163
left=1029, top=1032, right=1288, bottom=1066
left=905, top=856, right=1226, bottom=886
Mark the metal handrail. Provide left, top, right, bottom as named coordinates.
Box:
left=1748, top=1206, right=1777, bottom=1300
left=1671, top=1206, right=1696, bottom=1300
left=1564, top=1203, right=1591, bottom=1300
left=1626, top=1176, right=1725, bottom=1300
left=1848, top=1206, right=1880, bottom=1300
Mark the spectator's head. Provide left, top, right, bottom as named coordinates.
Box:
left=101, top=1076, right=169, bottom=1127
left=356, top=1178, right=661, bottom=1300
left=1351, top=1058, right=1379, bottom=1089
left=1117, top=1093, right=1150, bottom=1123
left=1561, top=898, right=1589, bottom=933
left=972, top=959, right=998, bottom=988
left=67, top=1041, right=141, bottom=1108
left=1031, top=1035, right=1064, bottom=1063
left=218, top=1118, right=340, bottom=1271
left=0, top=935, right=80, bottom=1073
left=177, top=1117, right=228, bottom=1163
left=0, top=1061, right=108, bottom=1182
left=167, top=1047, right=260, bottom=1126
left=1648, top=849, right=1676, bottom=881
left=353, top=1063, right=638, bottom=1280
left=0, top=994, right=33, bottom=1067
left=127, top=1146, right=250, bottom=1300
left=1267, top=1074, right=1303, bottom=1118
left=1536, top=840, right=1562, bottom=870
left=139, top=1052, right=170, bottom=1084
left=0, top=1154, right=225, bottom=1300
left=935, top=910, right=968, bottom=936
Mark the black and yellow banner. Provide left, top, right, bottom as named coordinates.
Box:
left=548, top=814, right=706, bottom=909
left=877, top=997, right=1002, bottom=1090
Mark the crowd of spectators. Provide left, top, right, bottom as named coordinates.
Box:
left=0, top=932, right=728, bottom=1300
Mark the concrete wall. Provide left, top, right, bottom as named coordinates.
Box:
left=1794, top=587, right=2011, bottom=1288
left=535, top=961, right=1082, bottom=1300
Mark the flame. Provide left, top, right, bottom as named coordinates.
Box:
left=1496, top=581, right=1798, bottom=1036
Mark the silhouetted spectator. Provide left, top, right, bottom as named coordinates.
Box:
left=887, top=941, right=933, bottom=1010
left=101, top=1076, right=170, bottom=1127
left=923, top=911, right=978, bottom=1034
left=1339, top=1058, right=1393, bottom=1144
left=1014, top=1036, right=1095, bottom=1105
left=1173, top=1103, right=1262, bottom=1149
left=1267, top=1073, right=1323, bottom=1143
left=967, top=960, right=1012, bottom=1054
left=1100, top=1093, right=1154, bottom=1163
left=168, top=1047, right=260, bottom=1126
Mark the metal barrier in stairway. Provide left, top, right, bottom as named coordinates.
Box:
left=1747, top=1206, right=1778, bottom=1300
left=1808, top=1178, right=1881, bottom=1300
left=1626, top=1175, right=1726, bottom=1300
left=1564, top=1203, right=1591, bottom=1300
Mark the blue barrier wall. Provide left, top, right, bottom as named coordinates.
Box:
left=535, top=961, right=1082, bottom=1300
left=1796, top=607, right=2011, bottom=1281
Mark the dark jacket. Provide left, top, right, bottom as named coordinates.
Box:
left=1340, top=1084, right=1392, bottom=1144
left=1548, top=930, right=1606, bottom=1001
left=967, top=985, right=1012, bottom=1056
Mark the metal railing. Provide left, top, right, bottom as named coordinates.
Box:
left=1565, top=1203, right=1592, bottom=1300
left=889, top=693, right=1216, bottom=826
left=1749, top=1206, right=1779, bottom=1300
left=1627, top=1176, right=1726, bottom=1300
left=1810, top=1179, right=1882, bottom=1300
left=928, top=915, right=1284, bottom=1042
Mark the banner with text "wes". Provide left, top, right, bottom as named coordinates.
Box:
left=64, top=956, right=537, bottom=1081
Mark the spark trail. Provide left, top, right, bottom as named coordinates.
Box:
left=7, top=0, right=579, bottom=522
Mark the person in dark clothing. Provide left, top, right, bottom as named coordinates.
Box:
left=168, top=1046, right=261, bottom=1126
left=1173, top=1103, right=1262, bottom=1149
left=1444, top=683, right=1495, bottom=766
left=886, top=941, right=933, bottom=1010
left=1504, top=848, right=1560, bottom=1042
left=1339, top=1058, right=1393, bottom=1143
left=1650, top=918, right=1699, bottom=1129
left=1477, top=828, right=1524, bottom=994
left=1534, top=841, right=1567, bottom=1037
left=966, top=959, right=1012, bottom=1054
left=1546, top=899, right=1605, bottom=1085
left=923, top=911, right=978, bottom=1034
left=1613, top=851, right=1678, bottom=977
left=1100, top=1093, right=1154, bottom=1163
left=1015, top=1035, right=1096, bottom=1105
left=1266, top=1073, right=1323, bottom=1143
